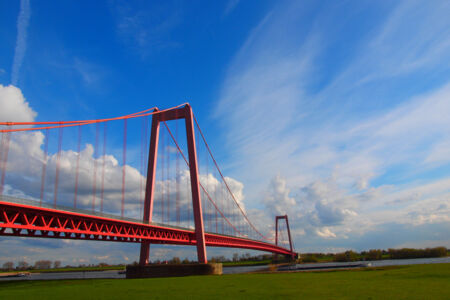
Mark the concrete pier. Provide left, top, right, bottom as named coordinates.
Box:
left=126, top=263, right=222, bottom=279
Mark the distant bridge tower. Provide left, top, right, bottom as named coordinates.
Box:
left=275, top=215, right=295, bottom=260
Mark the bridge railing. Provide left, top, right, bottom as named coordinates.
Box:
left=0, top=194, right=274, bottom=243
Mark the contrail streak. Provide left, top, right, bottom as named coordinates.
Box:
left=11, top=0, right=31, bottom=86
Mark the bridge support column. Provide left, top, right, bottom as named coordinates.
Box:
left=275, top=215, right=295, bottom=260
left=139, top=109, right=160, bottom=266
left=139, top=104, right=207, bottom=265
left=184, top=105, right=207, bottom=264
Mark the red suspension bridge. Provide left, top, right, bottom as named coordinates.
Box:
left=0, top=104, right=296, bottom=264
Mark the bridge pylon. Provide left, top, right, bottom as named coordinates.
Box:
left=139, top=104, right=207, bottom=265
left=275, top=215, right=296, bottom=260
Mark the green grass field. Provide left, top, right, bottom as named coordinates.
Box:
left=0, top=263, right=448, bottom=299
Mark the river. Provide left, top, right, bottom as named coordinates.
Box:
left=280, top=256, right=450, bottom=271
left=1, top=257, right=448, bottom=281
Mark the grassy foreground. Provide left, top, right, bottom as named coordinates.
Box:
left=0, top=263, right=448, bottom=299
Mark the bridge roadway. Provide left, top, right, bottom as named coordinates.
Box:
left=0, top=195, right=294, bottom=256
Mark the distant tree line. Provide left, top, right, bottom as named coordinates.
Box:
left=298, top=246, right=448, bottom=263
left=1, top=260, right=62, bottom=271
left=128, top=253, right=273, bottom=266
left=3, top=246, right=446, bottom=271
left=0, top=260, right=123, bottom=272
left=387, top=247, right=447, bottom=259
left=3, top=253, right=274, bottom=271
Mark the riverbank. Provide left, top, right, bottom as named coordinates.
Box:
left=222, top=260, right=272, bottom=267
left=279, top=256, right=450, bottom=272
left=0, top=265, right=125, bottom=276
left=0, top=263, right=448, bottom=299
left=0, top=272, right=30, bottom=278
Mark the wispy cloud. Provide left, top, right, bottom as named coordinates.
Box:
left=73, top=58, right=105, bottom=87
left=11, top=0, right=31, bottom=86
left=111, top=1, right=182, bottom=58
left=215, top=0, right=450, bottom=250
left=224, top=0, right=240, bottom=16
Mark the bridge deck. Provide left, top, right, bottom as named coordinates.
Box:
left=0, top=196, right=294, bottom=256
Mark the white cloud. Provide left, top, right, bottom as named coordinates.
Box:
left=0, top=84, right=37, bottom=123
left=2, top=1, right=449, bottom=260
left=215, top=0, right=450, bottom=250
left=314, top=201, right=357, bottom=226
left=0, top=85, right=249, bottom=235
left=315, top=227, right=336, bottom=238
left=264, top=175, right=296, bottom=215
left=425, top=139, right=450, bottom=165
left=370, top=0, right=450, bottom=76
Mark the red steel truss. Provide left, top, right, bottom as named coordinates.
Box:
left=0, top=201, right=293, bottom=256
left=0, top=104, right=297, bottom=262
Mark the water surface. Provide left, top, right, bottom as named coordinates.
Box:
left=1, top=257, right=448, bottom=281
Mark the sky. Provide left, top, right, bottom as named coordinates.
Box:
left=0, top=0, right=449, bottom=266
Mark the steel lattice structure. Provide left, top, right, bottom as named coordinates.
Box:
left=0, top=103, right=297, bottom=263
left=0, top=200, right=293, bottom=255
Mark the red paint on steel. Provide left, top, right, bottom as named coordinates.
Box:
left=175, top=117, right=180, bottom=226
left=163, top=120, right=243, bottom=237
left=275, top=216, right=279, bottom=246
left=275, top=215, right=295, bottom=259
left=74, top=125, right=82, bottom=208
left=166, top=128, right=170, bottom=224
left=139, top=109, right=160, bottom=265
left=0, top=104, right=296, bottom=262
left=285, top=215, right=294, bottom=257
left=187, top=165, right=191, bottom=229
left=139, top=118, right=144, bottom=218
left=140, top=105, right=208, bottom=264
left=0, top=132, right=11, bottom=196
left=40, top=129, right=49, bottom=205
left=101, top=122, right=107, bottom=213
left=184, top=104, right=207, bottom=263
left=92, top=122, right=99, bottom=212
left=121, top=119, right=127, bottom=218
left=0, top=105, right=188, bottom=133
left=53, top=126, right=63, bottom=208
left=0, top=200, right=293, bottom=255
left=161, top=126, right=165, bottom=223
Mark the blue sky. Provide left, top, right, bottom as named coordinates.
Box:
left=0, top=0, right=449, bottom=265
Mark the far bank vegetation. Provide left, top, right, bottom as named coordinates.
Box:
left=299, top=246, right=448, bottom=263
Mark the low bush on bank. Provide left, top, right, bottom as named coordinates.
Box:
left=299, top=255, right=319, bottom=263
left=315, top=246, right=448, bottom=263
left=334, top=251, right=359, bottom=262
